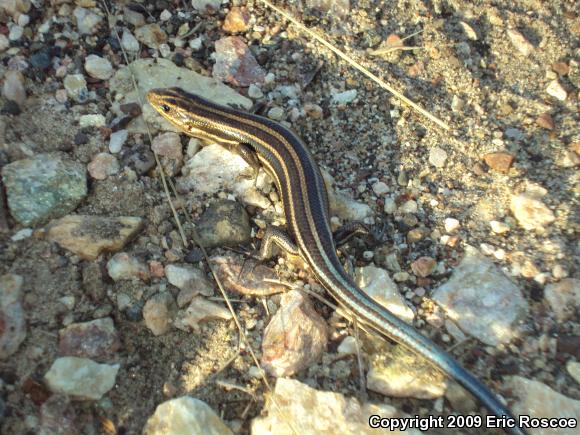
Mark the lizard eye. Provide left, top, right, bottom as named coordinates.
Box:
left=161, top=104, right=171, bottom=113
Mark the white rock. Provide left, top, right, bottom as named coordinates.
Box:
left=507, top=376, right=580, bottom=434
left=251, top=378, right=421, bottom=435
left=383, top=197, right=396, bottom=214
left=11, top=228, right=33, bottom=241
left=8, top=25, right=23, bottom=41
left=331, top=192, right=373, bottom=221
left=109, top=129, right=128, bottom=153
left=337, top=336, right=358, bottom=355
left=190, top=0, right=222, bottom=12
left=432, top=246, right=528, bottom=346
left=510, top=193, right=555, bottom=231
left=507, top=29, right=534, bottom=56
left=444, top=217, right=460, bottom=233
left=73, top=7, right=103, bottom=35
left=372, top=181, right=389, bottom=196
left=267, top=107, right=284, bottom=121
left=79, top=114, right=106, bottom=128
left=355, top=265, right=414, bottom=323
left=143, top=292, right=175, bottom=336
left=177, top=144, right=253, bottom=197
left=489, top=220, right=510, bottom=234
left=107, top=252, right=149, bottom=282
left=160, top=9, right=172, bottom=21
left=174, top=296, right=232, bottom=331
left=544, top=279, right=579, bottom=322
left=332, top=89, right=357, bottom=104
left=44, top=357, right=119, bottom=400
left=85, top=54, right=113, bottom=80
left=2, top=70, right=26, bottom=106
left=429, top=146, right=448, bottom=168
left=248, top=83, right=263, bottom=99
left=63, top=74, right=88, bottom=103
left=0, top=34, right=9, bottom=52
left=189, top=36, right=204, bottom=51
left=567, top=361, right=580, bottom=385
left=165, top=264, right=213, bottom=297
left=121, top=29, right=140, bottom=53
left=143, top=397, right=233, bottom=435
left=399, top=199, right=418, bottom=214
left=546, top=80, right=567, bottom=101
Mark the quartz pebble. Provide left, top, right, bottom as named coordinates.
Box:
left=261, top=290, right=328, bottom=377
left=84, top=55, right=113, bottom=80
left=546, top=80, right=567, bottom=101
left=428, top=146, right=447, bottom=168
left=372, top=181, right=389, bottom=196
left=174, top=297, right=232, bottom=331
left=490, top=220, right=510, bottom=234
left=507, top=29, right=534, bottom=56
left=107, top=252, right=150, bottom=282
left=2, top=71, right=26, bottom=106
left=433, top=246, right=528, bottom=346
left=544, top=279, right=579, bottom=322
left=510, top=193, right=555, bottom=231
left=121, top=29, right=139, bottom=52
left=355, top=266, right=414, bottom=323
left=79, top=114, right=106, bottom=128
left=332, top=89, right=357, bottom=104
left=109, top=129, right=128, bottom=153
left=444, top=218, right=460, bottom=233
left=144, top=397, right=233, bottom=435
left=151, top=132, right=183, bottom=160
left=87, top=153, right=119, bottom=180
left=166, top=264, right=213, bottom=298
left=135, top=24, right=167, bottom=50
left=143, top=292, right=176, bottom=336
left=251, top=378, right=417, bottom=435
left=44, top=357, right=119, bottom=400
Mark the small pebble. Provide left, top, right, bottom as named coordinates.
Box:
left=84, top=55, right=113, bottom=80
left=552, top=265, right=568, bottom=279
left=444, top=218, right=460, bottom=234
left=536, top=113, right=555, bottom=130
left=248, top=84, right=263, bottom=99
left=546, top=80, right=567, bottom=101
left=79, top=114, right=106, bottom=128
left=429, top=147, right=448, bottom=168
left=109, top=130, right=128, bottom=154
left=483, top=152, right=514, bottom=173
left=372, top=181, right=389, bottom=196
left=490, top=220, right=510, bottom=234
left=267, top=107, right=285, bottom=121
left=507, top=29, right=534, bottom=56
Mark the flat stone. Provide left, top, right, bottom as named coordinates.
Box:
left=411, top=257, right=437, bottom=278
left=507, top=29, right=533, bottom=56
left=2, top=153, right=87, bottom=226
left=261, top=290, right=328, bottom=377
left=44, top=357, right=119, bottom=400
left=107, top=252, right=150, bottom=282
left=47, top=215, right=143, bottom=261
left=429, top=147, right=448, bottom=168
left=144, top=397, right=233, bottom=435
left=252, top=378, right=421, bottom=435
left=87, top=153, right=119, bottom=180
left=536, top=113, right=555, bottom=130
left=432, top=246, right=528, bottom=346
left=165, top=264, right=213, bottom=299
left=546, top=80, right=567, bottom=101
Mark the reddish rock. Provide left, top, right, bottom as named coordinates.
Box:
left=552, top=61, right=569, bottom=76
left=213, top=36, right=265, bottom=86
left=58, top=317, right=120, bottom=359
left=536, top=113, right=555, bottom=130
left=483, top=152, right=514, bottom=173
left=223, top=7, right=250, bottom=33
left=411, top=257, right=437, bottom=278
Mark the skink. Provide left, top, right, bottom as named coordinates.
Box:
left=147, top=87, right=527, bottom=435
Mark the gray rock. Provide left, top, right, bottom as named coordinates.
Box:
left=195, top=200, right=251, bottom=248
left=2, top=153, right=87, bottom=226
left=432, top=246, right=528, bottom=346
left=544, top=278, right=579, bottom=322
left=0, top=274, right=26, bottom=359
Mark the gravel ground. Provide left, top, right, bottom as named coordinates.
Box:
left=0, top=1, right=578, bottom=434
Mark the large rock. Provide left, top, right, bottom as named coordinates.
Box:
left=2, top=153, right=87, bottom=226
left=432, top=246, right=528, bottom=346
